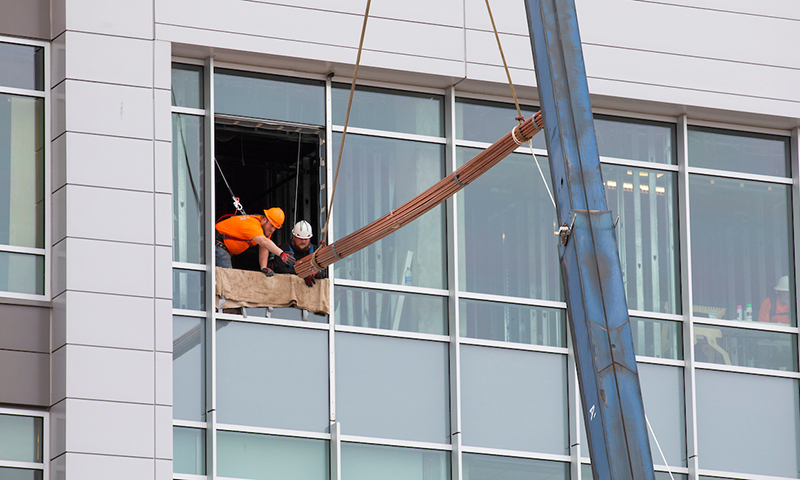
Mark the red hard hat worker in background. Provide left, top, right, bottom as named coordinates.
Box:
left=215, top=207, right=295, bottom=276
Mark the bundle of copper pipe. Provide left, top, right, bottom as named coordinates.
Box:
left=294, top=112, right=545, bottom=278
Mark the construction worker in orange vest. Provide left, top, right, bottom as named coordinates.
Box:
left=215, top=207, right=295, bottom=276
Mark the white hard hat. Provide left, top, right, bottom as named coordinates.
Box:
left=775, top=275, right=790, bottom=292
left=292, top=220, right=313, bottom=239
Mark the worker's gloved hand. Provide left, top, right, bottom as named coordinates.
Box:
left=304, top=275, right=315, bottom=287
left=280, top=252, right=296, bottom=266
left=261, top=267, right=275, bottom=277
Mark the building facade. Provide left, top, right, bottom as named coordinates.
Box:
left=0, top=1, right=798, bottom=479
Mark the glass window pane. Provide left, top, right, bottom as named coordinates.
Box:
left=171, top=63, right=203, bottom=109
left=335, top=286, right=447, bottom=335
left=461, top=345, right=568, bottom=454
left=0, top=467, right=42, bottom=480
left=696, top=370, right=800, bottom=477
left=342, top=443, right=449, bottom=480
left=218, top=431, right=328, bottom=480
left=594, top=115, right=676, bottom=165
left=694, top=324, right=797, bottom=371
left=630, top=317, right=683, bottom=360
left=215, top=69, right=325, bottom=125
left=0, top=252, right=44, bottom=295
left=689, top=176, right=795, bottom=325
left=0, top=43, right=43, bottom=91
left=173, top=316, right=205, bottom=421
left=172, top=114, right=205, bottom=264
left=332, top=84, right=444, bottom=137
left=173, top=426, right=205, bottom=475
left=689, top=127, right=789, bottom=177
left=464, top=453, right=568, bottom=480
left=455, top=98, right=546, bottom=150
left=459, top=299, right=566, bottom=348
left=457, top=147, right=561, bottom=301
left=217, top=321, right=329, bottom=432
left=0, top=414, right=42, bottom=463
left=336, top=333, right=449, bottom=443
left=173, top=269, right=205, bottom=311
left=0, top=94, right=45, bottom=249
left=603, top=165, right=680, bottom=314
left=332, top=134, right=446, bottom=288
left=638, top=364, right=686, bottom=467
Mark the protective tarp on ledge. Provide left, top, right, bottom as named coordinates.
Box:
left=215, top=267, right=330, bottom=314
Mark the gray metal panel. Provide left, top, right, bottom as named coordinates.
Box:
left=0, top=0, right=50, bottom=40
left=0, top=303, right=50, bottom=353
left=0, top=349, right=49, bottom=406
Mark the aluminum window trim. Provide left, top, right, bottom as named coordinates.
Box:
left=216, top=423, right=331, bottom=441
left=457, top=290, right=567, bottom=309
left=174, top=419, right=209, bottom=429
left=460, top=444, right=571, bottom=463
left=0, top=85, right=45, bottom=98
left=339, top=435, right=452, bottom=451
left=173, top=106, right=206, bottom=116
left=460, top=337, right=569, bottom=355
left=454, top=138, right=548, bottom=157
left=0, top=245, right=46, bottom=256
left=173, top=308, right=207, bottom=318
left=687, top=167, right=792, bottom=184
left=687, top=119, right=792, bottom=137
left=331, top=77, right=447, bottom=97
left=214, top=314, right=330, bottom=331
left=635, top=356, right=685, bottom=367
left=331, top=125, right=446, bottom=144
left=692, top=317, right=797, bottom=334
left=173, top=262, right=209, bottom=272
left=333, top=278, right=449, bottom=297
left=334, top=323, right=450, bottom=343
left=694, top=361, right=800, bottom=379
left=599, top=156, right=680, bottom=171
left=629, top=310, right=684, bottom=322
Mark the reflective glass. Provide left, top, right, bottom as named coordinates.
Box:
left=217, top=321, right=329, bottom=432
left=461, top=345, right=568, bottom=454
left=0, top=414, right=42, bottom=463
left=455, top=98, right=546, bottom=150
left=0, top=43, right=43, bottom=91
left=171, top=63, right=203, bottom=109
left=172, top=269, right=205, bottom=311
left=173, top=316, right=205, bottom=421
left=335, top=285, right=447, bottom=335
left=336, top=333, right=449, bottom=443
left=0, top=94, right=45, bottom=250
left=581, top=465, right=683, bottom=480
left=172, top=114, right=205, bottom=264
left=173, top=426, right=205, bottom=475
left=459, top=299, right=565, bottom=348
left=457, top=147, right=561, bottom=301
left=689, top=126, right=790, bottom=177
left=0, top=467, right=42, bottom=480
left=332, top=134, right=446, bottom=288
left=464, top=453, right=568, bottom=480
left=215, top=69, right=324, bottom=125
left=630, top=317, right=682, bottom=360
left=603, top=165, right=680, bottom=313
left=689, top=175, right=794, bottom=325
left=0, top=252, right=44, bottom=295
left=694, top=324, right=797, bottom=371
left=594, top=115, right=675, bottom=165
left=218, top=431, right=328, bottom=480
left=332, top=84, right=444, bottom=137
left=342, top=443, right=449, bottom=480
left=638, top=364, right=686, bottom=467
left=696, top=370, right=800, bottom=477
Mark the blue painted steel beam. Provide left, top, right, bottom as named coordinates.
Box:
left=523, top=1, right=656, bottom=479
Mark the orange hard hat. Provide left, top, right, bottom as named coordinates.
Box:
left=263, top=207, right=285, bottom=229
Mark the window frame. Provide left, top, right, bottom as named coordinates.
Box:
left=0, top=406, right=48, bottom=478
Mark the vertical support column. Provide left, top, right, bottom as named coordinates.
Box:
left=791, top=128, right=800, bottom=382
left=567, top=331, right=582, bottom=480
left=676, top=115, right=698, bottom=480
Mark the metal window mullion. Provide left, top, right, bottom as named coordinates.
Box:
left=567, top=328, right=581, bottom=480
left=677, top=115, right=699, bottom=480
left=791, top=128, right=800, bottom=371
left=43, top=40, right=51, bottom=301
left=203, top=55, right=217, bottom=480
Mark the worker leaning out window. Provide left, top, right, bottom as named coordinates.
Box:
left=215, top=207, right=296, bottom=276
left=272, top=220, right=328, bottom=287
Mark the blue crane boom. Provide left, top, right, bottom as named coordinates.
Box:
left=523, top=1, right=657, bottom=479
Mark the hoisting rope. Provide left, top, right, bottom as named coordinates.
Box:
left=214, top=156, right=245, bottom=215
left=646, top=415, right=676, bottom=480
left=171, top=91, right=202, bottom=214
left=320, top=0, right=372, bottom=243
left=293, top=133, right=302, bottom=225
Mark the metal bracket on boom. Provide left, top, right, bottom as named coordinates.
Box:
left=558, top=214, right=577, bottom=246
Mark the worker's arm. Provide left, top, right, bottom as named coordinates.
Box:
left=252, top=235, right=283, bottom=256
left=252, top=235, right=295, bottom=269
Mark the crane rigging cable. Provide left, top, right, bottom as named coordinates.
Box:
left=294, top=112, right=544, bottom=277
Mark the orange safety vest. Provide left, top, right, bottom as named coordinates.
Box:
left=215, top=215, right=271, bottom=255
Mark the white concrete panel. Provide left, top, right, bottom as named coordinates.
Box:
left=363, top=17, right=464, bottom=62
left=155, top=351, right=172, bottom=406
left=64, top=291, right=154, bottom=351
left=154, top=88, right=171, bottom=142
left=52, top=187, right=67, bottom=244
left=65, top=133, right=154, bottom=192
left=51, top=345, right=66, bottom=404
left=65, top=80, right=154, bottom=140
left=52, top=292, right=67, bottom=350
left=65, top=398, right=154, bottom=457
left=465, top=62, right=538, bottom=91
left=465, top=29, right=534, bottom=70
left=51, top=0, right=66, bottom=39
left=52, top=32, right=67, bottom=88
left=154, top=299, right=172, bottom=353
left=66, top=345, right=154, bottom=404
left=52, top=239, right=67, bottom=297
left=65, top=238, right=154, bottom=297
left=51, top=453, right=65, bottom=480
left=52, top=82, right=66, bottom=140
left=154, top=246, right=172, bottom=299
left=637, top=0, right=800, bottom=21
left=154, top=405, right=172, bottom=459
left=52, top=133, right=67, bottom=192
left=155, top=458, right=172, bottom=480
left=464, top=0, right=530, bottom=34
left=154, top=193, right=171, bottom=247
left=576, top=0, right=800, bottom=70
left=50, top=399, right=66, bottom=458
left=154, top=41, right=172, bottom=90
left=153, top=140, right=172, bottom=194
left=65, top=32, right=154, bottom=88
left=65, top=185, right=154, bottom=244
left=64, top=0, right=153, bottom=39
left=63, top=452, right=154, bottom=480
